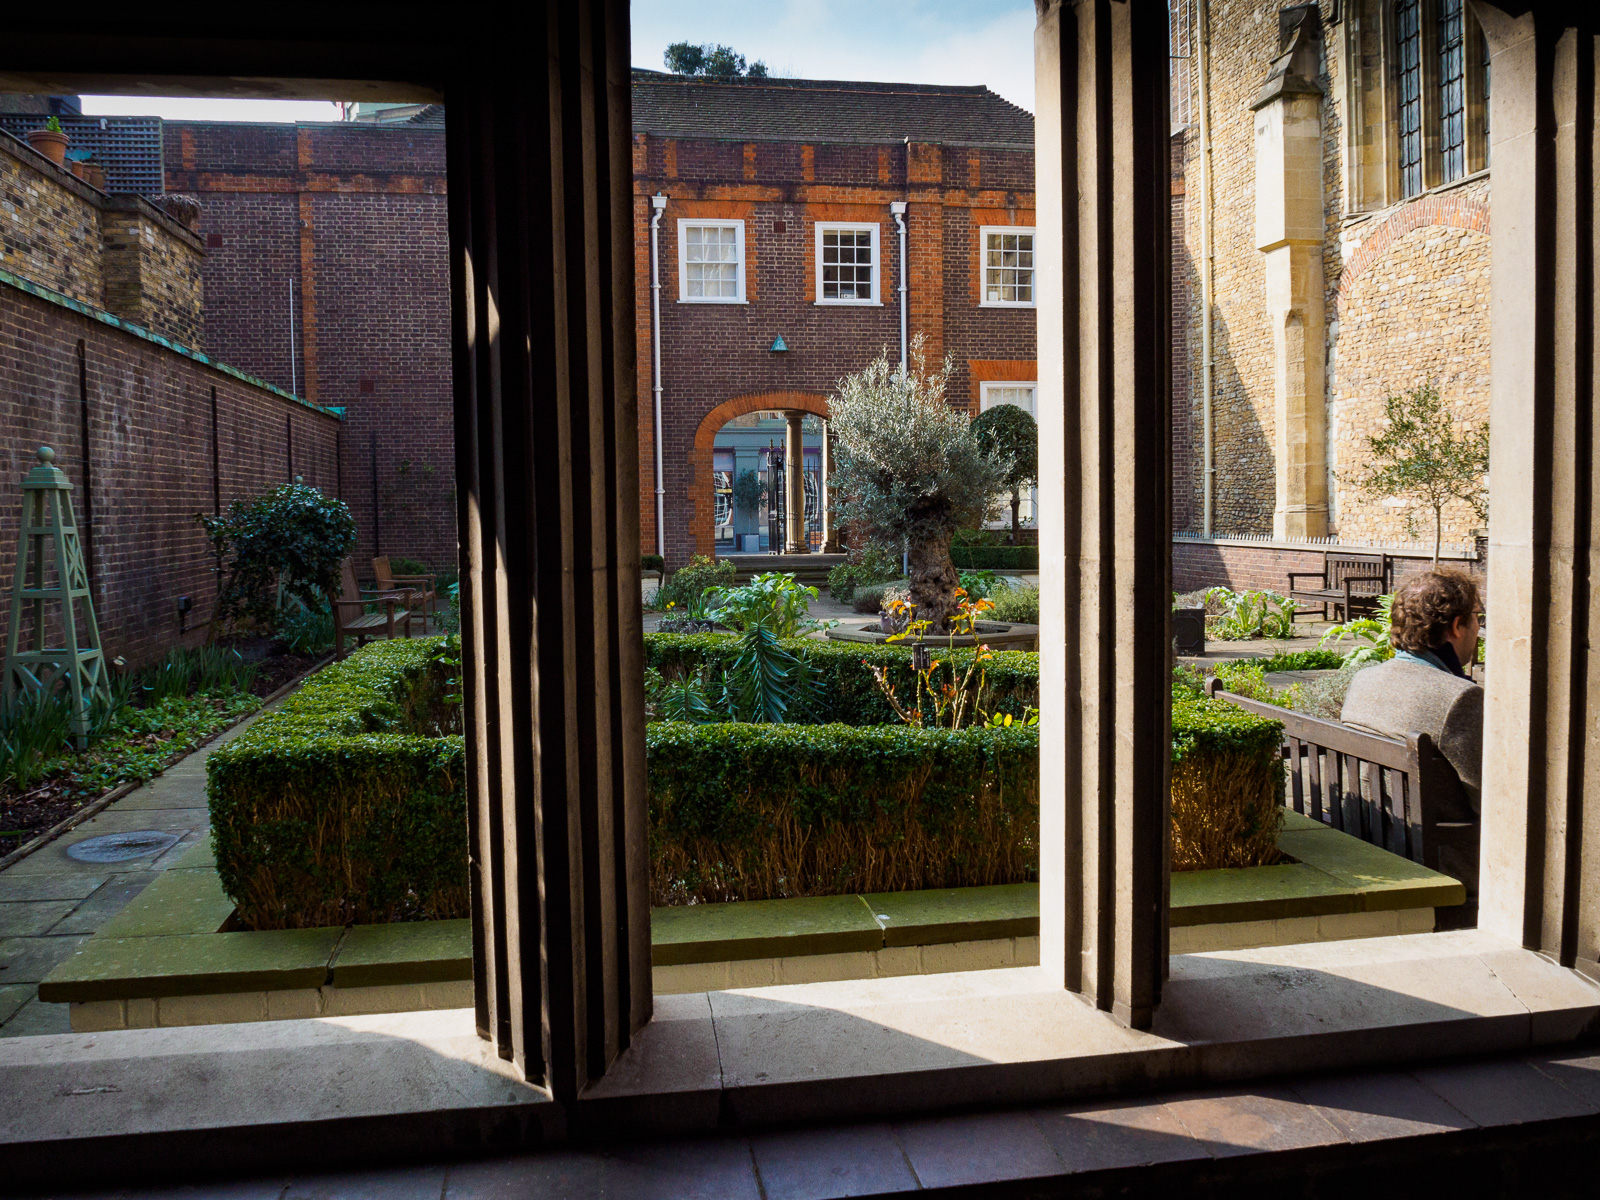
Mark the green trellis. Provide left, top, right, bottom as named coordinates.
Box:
left=3, top=446, right=108, bottom=748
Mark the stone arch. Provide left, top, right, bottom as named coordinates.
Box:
left=1336, top=194, right=1490, bottom=304
left=690, top=390, right=831, bottom=559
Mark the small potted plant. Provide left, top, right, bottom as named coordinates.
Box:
left=26, top=116, right=69, bottom=167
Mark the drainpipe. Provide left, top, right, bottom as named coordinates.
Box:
left=890, top=200, right=908, bottom=375
left=649, top=193, right=668, bottom=559
left=1197, top=0, right=1216, bottom=535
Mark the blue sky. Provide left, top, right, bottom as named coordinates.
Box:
left=79, top=1, right=1035, bottom=122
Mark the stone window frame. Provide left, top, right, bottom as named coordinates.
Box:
left=813, top=220, right=882, bottom=306
left=978, top=225, right=1038, bottom=308
left=676, top=218, right=746, bottom=304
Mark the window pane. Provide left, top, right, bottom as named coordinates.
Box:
left=1396, top=0, right=1423, bottom=197
left=1438, top=0, right=1466, bottom=182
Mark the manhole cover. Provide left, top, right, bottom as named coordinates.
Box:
left=66, top=831, right=180, bottom=863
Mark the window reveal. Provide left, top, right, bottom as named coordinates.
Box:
left=682, top=223, right=741, bottom=300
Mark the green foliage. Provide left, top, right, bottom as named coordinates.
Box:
left=137, top=645, right=259, bottom=705
left=63, top=693, right=260, bottom=799
left=958, top=569, right=998, bottom=599
left=970, top=403, right=1038, bottom=536
left=276, top=603, right=335, bottom=656
left=730, top=470, right=765, bottom=515
left=1319, top=592, right=1395, bottom=664
left=1289, top=660, right=1373, bottom=720
left=1211, top=661, right=1291, bottom=708
left=1202, top=587, right=1298, bottom=640
left=664, top=41, right=769, bottom=77
left=949, top=544, right=1038, bottom=571
left=987, top=583, right=1040, bottom=624
left=708, top=571, right=827, bottom=639
left=197, top=483, right=357, bottom=632
left=641, top=553, right=665, bottom=574
left=388, top=556, right=430, bottom=578
left=43, top=116, right=63, bottom=133
left=646, top=721, right=1038, bottom=903
left=829, top=338, right=1011, bottom=627
left=1170, top=692, right=1285, bottom=870
left=643, top=633, right=1039, bottom=727
left=0, top=689, right=77, bottom=790
left=207, top=639, right=465, bottom=929
left=1227, top=649, right=1347, bottom=672
left=1353, top=383, right=1490, bottom=564
left=1170, top=692, right=1284, bottom=768
left=1172, top=662, right=1207, bottom=702
left=654, top=554, right=737, bottom=615
left=827, top=545, right=900, bottom=602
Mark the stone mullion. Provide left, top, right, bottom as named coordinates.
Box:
left=1035, top=0, right=1170, bottom=1030
left=1477, top=3, right=1600, bottom=980
left=446, top=0, right=649, bottom=1101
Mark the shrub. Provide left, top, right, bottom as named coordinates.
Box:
left=655, top=554, right=737, bottom=615
left=987, top=584, right=1040, bottom=624
left=275, top=603, right=335, bottom=656
left=1170, top=695, right=1285, bottom=871
left=643, top=633, right=1039, bottom=726
left=1230, top=649, right=1346, bottom=672
left=827, top=545, right=900, bottom=602
left=647, top=722, right=1038, bottom=904
left=1203, top=587, right=1298, bottom=640
left=388, top=556, right=430, bottom=578
left=1289, top=660, right=1375, bottom=720
left=197, top=483, right=357, bottom=633
left=207, top=639, right=466, bottom=930
left=1210, top=661, right=1291, bottom=708
left=642, top=554, right=665, bottom=574
left=950, top=544, right=1038, bottom=571
left=707, top=572, right=825, bottom=638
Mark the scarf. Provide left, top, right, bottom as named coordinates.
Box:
left=1394, top=642, right=1470, bottom=679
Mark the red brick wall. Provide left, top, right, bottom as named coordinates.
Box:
left=0, top=277, right=341, bottom=667
left=163, top=122, right=455, bottom=572
left=635, top=134, right=1036, bottom=566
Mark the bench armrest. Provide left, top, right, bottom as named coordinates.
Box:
left=388, top=574, right=436, bottom=589
left=1286, top=572, right=1327, bottom=585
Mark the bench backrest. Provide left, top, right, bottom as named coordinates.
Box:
left=373, top=556, right=395, bottom=590
left=1324, top=552, right=1391, bottom=596
left=339, top=556, right=362, bottom=605
left=1206, top=681, right=1468, bottom=869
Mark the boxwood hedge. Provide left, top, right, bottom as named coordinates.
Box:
left=647, top=721, right=1039, bottom=905
left=643, top=633, right=1040, bottom=725
left=1170, top=694, right=1285, bottom=871
left=207, top=638, right=466, bottom=930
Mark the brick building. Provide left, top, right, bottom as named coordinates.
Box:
left=162, top=112, right=455, bottom=570
left=631, top=71, right=1037, bottom=566
left=0, top=124, right=340, bottom=665
left=1170, top=0, right=1492, bottom=588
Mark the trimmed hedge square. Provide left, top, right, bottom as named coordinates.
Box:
left=207, top=639, right=466, bottom=930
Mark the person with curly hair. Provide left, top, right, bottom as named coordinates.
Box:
left=1341, top=568, right=1482, bottom=903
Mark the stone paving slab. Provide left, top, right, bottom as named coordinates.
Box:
left=47, top=876, right=156, bottom=936
left=0, top=900, right=79, bottom=937
left=0, top=933, right=92, bottom=983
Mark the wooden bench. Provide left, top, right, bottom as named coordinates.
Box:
left=1206, top=679, right=1477, bottom=877
left=1286, top=551, right=1392, bottom=621
left=332, top=557, right=413, bottom=660
left=373, top=556, right=438, bottom=627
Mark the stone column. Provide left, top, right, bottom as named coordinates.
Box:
left=446, top=0, right=651, bottom=1100
left=1035, top=0, right=1171, bottom=1030
left=1252, top=8, right=1329, bottom=540
left=783, top=410, right=810, bottom=553
left=1475, top=2, right=1600, bottom=981
left=820, top=421, right=840, bottom=553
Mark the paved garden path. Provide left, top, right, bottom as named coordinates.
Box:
left=0, top=702, right=282, bottom=1038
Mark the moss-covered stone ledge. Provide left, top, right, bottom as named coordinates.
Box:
left=39, top=809, right=1463, bottom=1027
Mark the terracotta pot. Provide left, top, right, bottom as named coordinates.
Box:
left=25, top=128, right=69, bottom=167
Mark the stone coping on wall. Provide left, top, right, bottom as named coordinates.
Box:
left=1173, top=533, right=1478, bottom=561
left=39, top=809, right=1462, bottom=1023
left=0, top=267, right=342, bottom=421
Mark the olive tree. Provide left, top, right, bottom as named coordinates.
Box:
left=828, top=339, right=1010, bottom=630
left=970, top=403, right=1038, bottom=542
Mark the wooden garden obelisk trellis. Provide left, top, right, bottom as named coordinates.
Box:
left=3, top=446, right=108, bottom=747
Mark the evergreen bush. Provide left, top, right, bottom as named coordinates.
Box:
left=1170, top=694, right=1285, bottom=870
left=950, top=544, right=1038, bottom=571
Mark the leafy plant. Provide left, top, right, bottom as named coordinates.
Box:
left=136, top=646, right=258, bottom=705
left=653, top=554, right=736, bottom=614
left=197, top=483, right=357, bottom=633
left=867, top=591, right=999, bottom=729
left=1203, top=587, right=1299, bottom=641
left=276, top=603, right=335, bottom=656
left=826, top=544, right=899, bottom=602
left=987, top=584, right=1040, bottom=624
left=707, top=571, right=828, bottom=639
left=1210, top=661, right=1292, bottom=708
left=0, top=689, right=75, bottom=790
left=829, top=337, right=1011, bottom=631
left=1170, top=694, right=1285, bottom=870
left=1351, top=383, right=1490, bottom=565
left=731, top=470, right=766, bottom=515
left=1318, top=592, right=1395, bottom=665
left=970, top=403, right=1039, bottom=540
left=44, top=116, right=63, bottom=134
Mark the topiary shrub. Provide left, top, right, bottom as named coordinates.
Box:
left=207, top=638, right=465, bottom=930
left=647, top=721, right=1038, bottom=904
left=987, top=585, right=1040, bottom=624
left=1170, top=694, right=1284, bottom=871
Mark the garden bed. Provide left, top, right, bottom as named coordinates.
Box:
left=38, top=806, right=1463, bottom=1029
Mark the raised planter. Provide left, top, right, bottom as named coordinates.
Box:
left=825, top=620, right=1041, bottom=651
left=39, top=808, right=1462, bottom=1030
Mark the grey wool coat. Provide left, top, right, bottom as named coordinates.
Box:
left=1340, top=657, right=1483, bottom=820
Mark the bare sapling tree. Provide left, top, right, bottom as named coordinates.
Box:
left=1354, top=383, right=1490, bottom=566
left=828, top=337, right=1010, bottom=631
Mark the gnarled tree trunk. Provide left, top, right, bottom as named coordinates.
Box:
left=907, top=530, right=962, bottom=632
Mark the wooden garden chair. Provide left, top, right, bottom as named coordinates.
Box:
left=332, top=557, right=412, bottom=660
left=373, top=556, right=439, bottom=628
